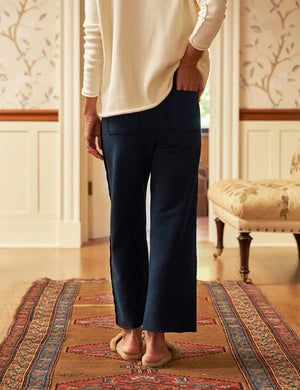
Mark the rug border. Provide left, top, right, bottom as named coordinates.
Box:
left=206, top=281, right=300, bottom=390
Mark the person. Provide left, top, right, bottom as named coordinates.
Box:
left=82, top=0, right=226, bottom=367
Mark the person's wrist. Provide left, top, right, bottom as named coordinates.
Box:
left=85, top=115, right=99, bottom=123
left=180, top=43, right=204, bottom=67
left=84, top=97, right=98, bottom=118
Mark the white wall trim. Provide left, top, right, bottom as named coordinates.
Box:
left=58, top=0, right=82, bottom=247
left=209, top=1, right=240, bottom=244
left=0, top=222, right=81, bottom=248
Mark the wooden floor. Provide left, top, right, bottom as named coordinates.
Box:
left=1, top=218, right=300, bottom=342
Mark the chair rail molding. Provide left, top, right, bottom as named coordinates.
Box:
left=209, top=1, right=240, bottom=244
left=0, top=110, right=59, bottom=122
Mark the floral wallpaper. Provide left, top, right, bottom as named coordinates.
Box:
left=0, top=0, right=60, bottom=109
left=240, top=0, right=300, bottom=109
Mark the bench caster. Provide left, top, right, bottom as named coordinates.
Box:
left=241, top=273, right=252, bottom=284
left=213, top=248, right=223, bottom=258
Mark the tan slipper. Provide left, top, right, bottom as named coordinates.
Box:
left=142, top=340, right=181, bottom=367
left=110, top=332, right=144, bottom=360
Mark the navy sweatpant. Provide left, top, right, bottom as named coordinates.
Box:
left=101, top=77, right=201, bottom=332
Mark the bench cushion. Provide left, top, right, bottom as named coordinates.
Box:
left=208, top=179, right=300, bottom=221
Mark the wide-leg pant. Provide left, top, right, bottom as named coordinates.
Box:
left=101, top=77, right=201, bottom=333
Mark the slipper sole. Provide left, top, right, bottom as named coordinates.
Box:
left=142, top=340, right=181, bottom=367
left=110, top=332, right=144, bottom=360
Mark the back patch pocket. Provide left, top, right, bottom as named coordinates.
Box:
left=107, top=112, right=139, bottom=135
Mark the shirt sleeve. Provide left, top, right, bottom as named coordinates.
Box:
left=81, top=0, right=103, bottom=98
left=189, top=0, right=227, bottom=51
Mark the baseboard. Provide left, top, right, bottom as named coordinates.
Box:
left=57, top=222, right=82, bottom=248
left=0, top=221, right=81, bottom=248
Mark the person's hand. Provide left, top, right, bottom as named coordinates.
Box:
left=176, top=43, right=204, bottom=100
left=176, top=65, right=204, bottom=99
left=84, top=115, right=103, bottom=160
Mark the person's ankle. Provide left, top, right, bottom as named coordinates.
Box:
left=144, top=331, right=165, bottom=346
left=122, top=327, right=142, bottom=342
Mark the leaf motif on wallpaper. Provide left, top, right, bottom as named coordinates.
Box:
left=250, top=25, right=262, bottom=33
left=240, top=0, right=300, bottom=108
left=0, top=0, right=59, bottom=109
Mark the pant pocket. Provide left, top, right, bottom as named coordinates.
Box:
left=107, top=112, right=139, bottom=135
left=168, top=90, right=200, bottom=133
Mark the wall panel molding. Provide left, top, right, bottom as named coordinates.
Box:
left=0, top=110, right=59, bottom=122
left=240, top=109, right=300, bottom=121
left=240, top=121, right=300, bottom=181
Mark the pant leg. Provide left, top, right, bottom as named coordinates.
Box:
left=101, top=112, right=154, bottom=329
left=142, top=88, right=201, bottom=332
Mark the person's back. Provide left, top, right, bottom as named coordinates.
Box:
left=83, top=0, right=225, bottom=116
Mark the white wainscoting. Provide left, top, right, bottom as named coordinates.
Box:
left=0, top=119, right=81, bottom=247
left=0, top=121, right=62, bottom=246
left=240, top=121, right=300, bottom=181
left=215, top=120, right=300, bottom=248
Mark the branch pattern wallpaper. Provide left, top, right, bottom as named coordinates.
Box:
left=0, top=0, right=299, bottom=110
left=240, top=0, right=300, bottom=109
left=0, top=0, right=59, bottom=109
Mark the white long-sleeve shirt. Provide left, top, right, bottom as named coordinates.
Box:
left=82, top=0, right=226, bottom=117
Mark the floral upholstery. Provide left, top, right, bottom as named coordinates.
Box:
left=208, top=140, right=300, bottom=232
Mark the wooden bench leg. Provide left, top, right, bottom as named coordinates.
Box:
left=237, top=232, right=252, bottom=284
left=213, top=218, right=225, bottom=258
left=294, top=234, right=300, bottom=259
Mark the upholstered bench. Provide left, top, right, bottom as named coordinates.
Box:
left=207, top=140, right=300, bottom=283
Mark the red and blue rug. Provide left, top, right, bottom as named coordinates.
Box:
left=0, top=279, right=299, bottom=389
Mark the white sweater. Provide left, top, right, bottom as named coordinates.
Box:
left=82, top=0, right=226, bottom=117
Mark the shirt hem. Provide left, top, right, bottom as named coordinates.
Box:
left=99, top=82, right=175, bottom=118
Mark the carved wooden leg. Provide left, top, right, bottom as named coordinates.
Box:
left=293, top=234, right=300, bottom=259
left=237, top=232, right=252, bottom=284
left=213, top=218, right=225, bottom=258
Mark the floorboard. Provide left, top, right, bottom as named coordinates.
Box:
left=0, top=219, right=299, bottom=342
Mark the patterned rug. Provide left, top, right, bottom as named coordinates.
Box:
left=0, top=279, right=299, bottom=389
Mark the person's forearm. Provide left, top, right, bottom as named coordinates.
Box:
left=180, top=43, right=204, bottom=68
left=84, top=97, right=98, bottom=118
